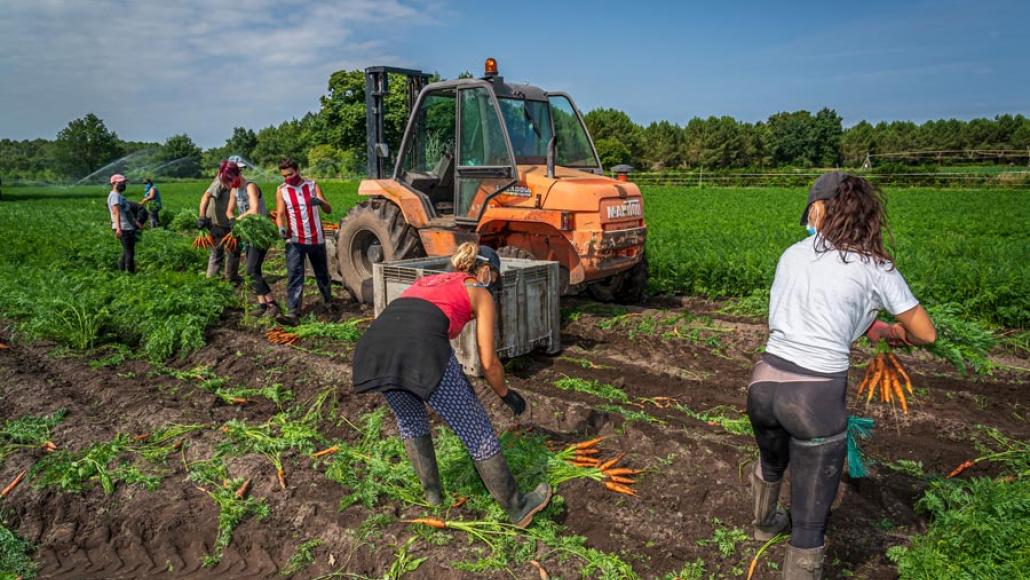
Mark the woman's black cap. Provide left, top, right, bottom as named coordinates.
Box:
left=801, top=171, right=850, bottom=226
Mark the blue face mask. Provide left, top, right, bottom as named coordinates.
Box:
left=806, top=225, right=817, bottom=236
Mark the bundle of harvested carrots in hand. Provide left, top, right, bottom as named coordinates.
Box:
left=192, top=232, right=216, bottom=249
left=219, top=233, right=238, bottom=253
left=563, top=436, right=641, bottom=496
left=857, top=342, right=913, bottom=413
left=265, top=328, right=298, bottom=345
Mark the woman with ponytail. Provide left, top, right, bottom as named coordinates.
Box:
left=745, top=173, right=937, bottom=579
left=352, top=242, right=551, bottom=527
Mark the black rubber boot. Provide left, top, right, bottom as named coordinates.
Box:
left=783, top=544, right=825, bottom=579
left=474, top=453, right=552, bottom=528
left=276, top=311, right=299, bottom=326
left=752, top=462, right=790, bottom=540
left=404, top=436, right=442, bottom=506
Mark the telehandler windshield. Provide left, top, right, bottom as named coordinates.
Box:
left=497, top=96, right=600, bottom=170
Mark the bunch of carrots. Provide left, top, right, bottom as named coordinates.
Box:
left=857, top=343, right=913, bottom=413
left=321, top=221, right=339, bottom=232
left=192, top=232, right=216, bottom=249
left=564, top=436, right=641, bottom=496
left=219, top=233, right=238, bottom=253
left=265, top=328, right=299, bottom=346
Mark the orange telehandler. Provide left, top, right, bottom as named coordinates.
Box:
left=332, top=58, right=647, bottom=303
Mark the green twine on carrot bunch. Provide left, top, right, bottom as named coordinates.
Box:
left=847, top=416, right=874, bottom=478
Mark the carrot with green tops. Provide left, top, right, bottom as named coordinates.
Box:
left=276, top=468, right=286, bottom=490
left=603, top=481, right=637, bottom=496
left=1, top=469, right=27, bottom=498
left=235, top=479, right=251, bottom=499
left=406, top=517, right=447, bottom=529
left=607, top=475, right=636, bottom=485
left=312, top=446, right=338, bottom=459
left=604, top=467, right=641, bottom=477
left=597, top=452, right=626, bottom=471
left=947, top=459, right=976, bottom=479
left=571, top=436, right=606, bottom=450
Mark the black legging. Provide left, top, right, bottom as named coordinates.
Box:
left=246, top=246, right=270, bottom=295
left=118, top=230, right=137, bottom=273
left=747, top=353, right=848, bottom=549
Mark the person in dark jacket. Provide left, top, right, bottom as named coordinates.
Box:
left=352, top=242, right=550, bottom=528
left=747, top=173, right=937, bottom=579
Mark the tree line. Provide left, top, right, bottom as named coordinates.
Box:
left=3, top=69, right=1030, bottom=183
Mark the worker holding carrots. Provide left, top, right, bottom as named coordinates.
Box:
left=108, top=174, right=143, bottom=273
left=351, top=242, right=551, bottom=528
left=140, top=178, right=162, bottom=228
left=222, top=160, right=282, bottom=318
left=747, top=172, right=936, bottom=579
left=274, top=157, right=335, bottom=325
left=198, top=171, right=242, bottom=285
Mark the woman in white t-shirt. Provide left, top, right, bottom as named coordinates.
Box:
left=748, top=172, right=936, bottom=579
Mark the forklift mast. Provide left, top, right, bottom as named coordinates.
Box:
left=364, top=66, right=432, bottom=179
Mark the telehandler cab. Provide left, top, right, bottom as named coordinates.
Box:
left=332, top=58, right=648, bottom=303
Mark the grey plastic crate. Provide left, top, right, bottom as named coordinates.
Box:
left=372, top=255, right=561, bottom=375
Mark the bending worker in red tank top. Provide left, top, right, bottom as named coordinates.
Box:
left=400, top=271, right=476, bottom=339
left=352, top=242, right=552, bottom=528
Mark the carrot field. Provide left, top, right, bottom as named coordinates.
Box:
left=0, top=182, right=1027, bottom=579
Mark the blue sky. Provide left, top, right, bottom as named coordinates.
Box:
left=1, top=0, right=1027, bottom=148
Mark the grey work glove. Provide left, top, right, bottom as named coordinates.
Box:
left=279, top=226, right=289, bottom=240
left=501, top=389, right=527, bottom=416
left=196, top=217, right=210, bottom=229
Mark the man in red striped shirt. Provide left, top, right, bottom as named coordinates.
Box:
left=274, top=157, right=335, bottom=325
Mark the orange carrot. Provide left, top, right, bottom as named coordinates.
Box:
left=132, top=433, right=150, bottom=442
left=866, top=360, right=883, bottom=404
left=229, top=397, right=248, bottom=405
left=603, top=481, right=637, bottom=496
left=573, top=447, right=600, bottom=456
left=572, top=436, right=606, bottom=450
left=529, top=559, right=550, bottom=580
left=597, top=452, right=626, bottom=471
left=607, top=475, right=636, bottom=485
left=235, top=479, right=251, bottom=499
left=947, top=459, right=976, bottom=479
left=41, top=441, right=58, bottom=453
left=406, top=517, right=447, bottom=529
left=891, top=375, right=908, bottom=414
left=889, top=352, right=913, bottom=394
left=276, top=468, right=286, bottom=490
left=604, top=467, right=641, bottom=476
left=450, top=496, right=468, bottom=509
left=312, top=446, right=339, bottom=459
left=1, top=469, right=28, bottom=498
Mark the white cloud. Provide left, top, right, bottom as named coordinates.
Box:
left=0, top=0, right=442, bottom=146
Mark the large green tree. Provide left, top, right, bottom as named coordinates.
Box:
left=157, top=134, right=203, bottom=177
left=584, top=108, right=644, bottom=169
left=53, top=113, right=123, bottom=179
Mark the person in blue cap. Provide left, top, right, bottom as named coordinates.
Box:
left=351, top=242, right=550, bottom=528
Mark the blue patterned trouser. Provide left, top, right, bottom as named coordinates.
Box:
left=382, top=353, right=501, bottom=461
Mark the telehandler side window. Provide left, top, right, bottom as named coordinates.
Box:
left=399, top=89, right=456, bottom=210
left=455, top=87, right=516, bottom=220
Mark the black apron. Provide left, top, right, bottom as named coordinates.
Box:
left=352, top=298, right=454, bottom=400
